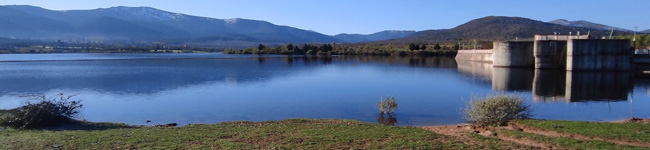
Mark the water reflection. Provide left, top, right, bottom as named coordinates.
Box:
left=283, top=56, right=294, bottom=65
left=257, top=57, right=267, bottom=63
left=0, top=54, right=646, bottom=126
left=0, top=58, right=310, bottom=95
left=566, top=71, right=631, bottom=102
left=456, top=60, right=493, bottom=81
left=377, top=113, right=398, bottom=126
left=532, top=69, right=566, bottom=102
left=492, top=67, right=534, bottom=91
left=533, top=70, right=634, bottom=102
left=457, top=61, right=635, bottom=102
left=456, top=60, right=534, bottom=91
left=338, top=56, right=458, bottom=68
left=0, top=56, right=457, bottom=96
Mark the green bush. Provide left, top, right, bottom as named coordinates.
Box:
left=377, top=97, right=398, bottom=114
left=0, top=93, right=83, bottom=129
left=463, top=94, right=531, bottom=126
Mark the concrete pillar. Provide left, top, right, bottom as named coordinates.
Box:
left=566, top=39, right=632, bottom=71
left=493, top=41, right=535, bottom=67
left=534, top=40, right=567, bottom=69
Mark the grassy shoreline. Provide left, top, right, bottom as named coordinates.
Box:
left=1, top=119, right=471, bottom=149
left=2, top=118, right=649, bottom=149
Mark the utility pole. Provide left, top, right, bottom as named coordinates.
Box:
left=634, top=26, right=637, bottom=50
left=474, top=39, right=477, bottom=50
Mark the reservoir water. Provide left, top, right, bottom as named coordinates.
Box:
left=0, top=53, right=647, bottom=126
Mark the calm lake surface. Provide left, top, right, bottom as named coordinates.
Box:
left=0, top=53, right=648, bottom=126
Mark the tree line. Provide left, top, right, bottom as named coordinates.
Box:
left=223, top=43, right=459, bottom=56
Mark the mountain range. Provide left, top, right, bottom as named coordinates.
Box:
left=0, top=5, right=344, bottom=47
left=385, top=16, right=633, bottom=44
left=334, top=30, right=415, bottom=43
left=0, top=5, right=642, bottom=47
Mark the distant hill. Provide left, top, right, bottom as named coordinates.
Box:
left=0, top=5, right=341, bottom=47
left=549, top=19, right=631, bottom=32
left=387, top=16, right=626, bottom=44
left=334, top=30, right=415, bottom=43
left=643, top=29, right=650, bottom=33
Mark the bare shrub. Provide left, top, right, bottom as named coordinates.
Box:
left=0, top=93, right=82, bottom=129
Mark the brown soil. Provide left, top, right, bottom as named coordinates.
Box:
left=614, top=117, right=650, bottom=124
left=420, top=121, right=650, bottom=149
left=421, top=124, right=551, bottom=149
left=420, top=125, right=483, bottom=147
left=509, top=122, right=650, bottom=148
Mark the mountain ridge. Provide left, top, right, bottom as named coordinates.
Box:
left=384, top=16, right=629, bottom=44
left=0, top=5, right=342, bottom=47
left=0, top=5, right=639, bottom=47
left=333, top=30, right=416, bottom=43
left=549, top=19, right=632, bottom=32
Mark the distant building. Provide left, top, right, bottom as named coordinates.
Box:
left=56, top=40, right=66, bottom=48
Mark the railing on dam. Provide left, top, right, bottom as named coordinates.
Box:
left=457, top=49, right=492, bottom=54
left=456, top=49, right=494, bottom=62
left=534, top=35, right=589, bottom=41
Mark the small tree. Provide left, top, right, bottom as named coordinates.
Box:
left=453, top=43, right=460, bottom=50
left=377, top=97, right=398, bottom=114
left=257, top=44, right=266, bottom=51
left=433, top=43, right=441, bottom=50
left=420, top=44, right=427, bottom=50
left=301, top=44, right=310, bottom=51
left=408, top=43, right=417, bottom=51
left=286, top=43, right=294, bottom=51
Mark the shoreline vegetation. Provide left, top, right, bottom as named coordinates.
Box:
left=222, top=43, right=459, bottom=56
left=1, top=94, right=649, bottom=149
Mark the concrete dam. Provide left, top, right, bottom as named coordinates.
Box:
left=455, top=35, right=633, bottom=71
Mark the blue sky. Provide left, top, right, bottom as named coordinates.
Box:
left=0, top=0, right=647, bottom=35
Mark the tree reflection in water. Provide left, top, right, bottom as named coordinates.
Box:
left=377, top=113, right=397, bottom=126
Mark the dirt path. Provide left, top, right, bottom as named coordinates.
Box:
left=421, top=122, right=650, bottom=149
left=509, top=123, right=650, bottom=148
left=421, top=125, right=552, bottom=149
left=420, top=125, right=483, bottom=147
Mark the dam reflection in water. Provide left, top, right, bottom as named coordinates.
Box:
left=0, top=54, right=645, bottom=126
left=457, top=61, right=634, bottom=102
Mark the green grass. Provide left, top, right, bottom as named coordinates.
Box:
left=498, top=129, right=646, bottom=150
left=0, top=119, right=472, bottom=149
left=514, top=119, right=650, bottom=143
left=4, top=118, right=647, bottom=149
